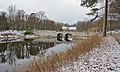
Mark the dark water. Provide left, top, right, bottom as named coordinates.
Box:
left=0, top=38, right=73, bottom=72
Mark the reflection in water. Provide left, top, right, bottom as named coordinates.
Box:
left=0, top=40, right=56, bottom=64
left=0, top=38, right=72, bottom=72
left=0, top=43, right=7, bottom=63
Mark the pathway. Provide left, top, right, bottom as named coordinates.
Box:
left=58, top=36, right=120, bottom=72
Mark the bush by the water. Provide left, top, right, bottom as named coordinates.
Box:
left=24, top=31, right=33, bottom=35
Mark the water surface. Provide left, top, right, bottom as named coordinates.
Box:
left=0, top=38, right=73, bottom=72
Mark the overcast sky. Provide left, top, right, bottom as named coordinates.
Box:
left=0, top=0, right=91, bottom=24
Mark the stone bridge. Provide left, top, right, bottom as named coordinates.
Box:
left=33, top=30, right=100, bottom=37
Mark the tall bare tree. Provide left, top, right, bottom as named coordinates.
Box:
left=8, top=5, right=16, bottom=30
left=0, top=11, right=7, bottom=30
left=15, top=10, right=25, bottom=30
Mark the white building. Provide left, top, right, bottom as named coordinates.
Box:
left=62, top=26, right=76, bottom=31
left=62, top=26, right=68, bottom=31
left=68, top=27, right=76, bottom=31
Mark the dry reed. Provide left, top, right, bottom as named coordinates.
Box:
left=22, top=35, right=102, bottom=72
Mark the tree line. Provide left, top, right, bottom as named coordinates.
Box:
left=0, top=5, right=64, bottom=31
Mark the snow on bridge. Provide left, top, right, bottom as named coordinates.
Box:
left=33, top=30, right=100, bottom=37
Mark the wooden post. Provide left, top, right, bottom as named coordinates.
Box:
left=103, top=0, right=108, bottom=36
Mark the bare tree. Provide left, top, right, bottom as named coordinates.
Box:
left=8, top=5, right=16, bottom=30
left=0, top=11, right=6, bottom=17
left=15, top=10, right=25, bottom=30
left=36, top=11, right=46, bottom=21
left=0, top=11, right=7, bottom=30
left=24, top=14, right=29, bottom=29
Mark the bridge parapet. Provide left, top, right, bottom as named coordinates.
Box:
left=33, top=30, right=99, bottom=37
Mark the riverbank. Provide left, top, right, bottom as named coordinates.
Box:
left=22, top=35, right=102, bottom=72
left=58, top=36, right=120, bottom=72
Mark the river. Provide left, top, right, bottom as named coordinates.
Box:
left=0, top=38, right=75, bottom=72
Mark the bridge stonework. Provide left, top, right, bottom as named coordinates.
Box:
left=33, top=30, right=99, bottom=37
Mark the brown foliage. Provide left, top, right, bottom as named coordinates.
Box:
left=22, top=35, right=102, bottom=72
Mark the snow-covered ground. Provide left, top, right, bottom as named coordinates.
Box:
left=58, top=36, right=120, bottom=72
left=24, top=35, right=39, bottom=39
left=0, top=30, right=40, bottom=40
left=0, top=30, right=24, bottom=35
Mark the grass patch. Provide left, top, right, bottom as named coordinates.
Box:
left=22, top=35, right=102, bottom=72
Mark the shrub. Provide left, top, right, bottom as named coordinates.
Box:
left=24, top=31, right=33, bottom=35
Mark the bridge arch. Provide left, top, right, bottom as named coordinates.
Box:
left=57, top=33, right=63, bottom=41
left=57, top=33, right=72, bottom=41
left=64, top=33, right=72, bottom=41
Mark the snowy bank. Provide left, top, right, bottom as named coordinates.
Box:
left=58, top=36, right=120, bottom=72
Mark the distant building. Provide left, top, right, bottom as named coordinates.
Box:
left=68, top=27, right=76, bottom=31
left=62, top=26, right=76, bottom=31
left=62, top=26, right=68, bottom=31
